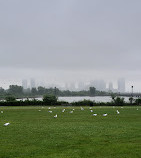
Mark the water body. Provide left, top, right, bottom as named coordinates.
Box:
left=58, top=96, right=131, bottom=103
left=21, top=96, right=131, bottom=103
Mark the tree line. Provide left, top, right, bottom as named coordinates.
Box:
left=0, top=94, right=140, bottom=106
left=0, top=85, right=109, bottom=99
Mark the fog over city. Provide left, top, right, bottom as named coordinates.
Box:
left=0, top=0, right=141, bottom=92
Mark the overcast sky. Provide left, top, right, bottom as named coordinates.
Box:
left=0, top=0, right=141, bottom=91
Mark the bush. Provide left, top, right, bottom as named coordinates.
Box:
left=5, top=96, right=16, bottom=102
left=112, top=96, right=125, bottom=106
left=72, top=99, right=94, bottom=106
left=135, top=98, right=141, bottom=105
left=43, top=95, right=57, bottom=105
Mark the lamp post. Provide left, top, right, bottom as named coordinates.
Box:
left=131, top=86, right=133, bottom=104
left=131, top=86, right=133, bottom=98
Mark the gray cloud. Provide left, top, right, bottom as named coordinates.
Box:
left=0, top=0, right=141, bottom=91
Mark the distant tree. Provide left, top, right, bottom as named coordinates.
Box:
left=38, top=86, right=46, bottom=95
left=0, top=87, right=5, bottom=94
left=5, top=96, right=16, bottom=102
left=31, top=88, right=37, bottom=95
left=8, top=85, right=23, bottom=95
left=43, top=94, right=57, bottom=105
left=89, top=87, right=96, bottom=96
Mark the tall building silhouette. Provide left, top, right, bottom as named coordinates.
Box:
left=30, top=79, right=36, bottom=89
left=109, top=82, right=113, bottom=92
left=22, top=79, right=27, bottom=89
left=118, top=78, right=125, bottom=92
left=90, top=80, right=106, bottom=91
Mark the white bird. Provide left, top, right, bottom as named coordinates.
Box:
left=103, top=114, right=107, bottom=116
left=137, top=108, right=138, bottom=110
left=70, top=111, right=73, bottom=113
left=117, top=110, right=120, bottom=114
left=48, top=107, right=51, bottom=109
left=62, top=109, right=65, bottom=112
left=81, top=107, right=84, bottom=110
left=38, top=110, right=41, bottom=112
left=73, top=109, right=75, bottom=111
left=4, top=123, right=10, bottom=126
left=90, top=110, right=93, bottom=112
left=89, top=107, right=92, bottom=109
left=49, top=111, right=52, bottom=113
left=54, top=114, right=57, bottom=118
left=93, top=114, right=97, bottom=116
left=1, top=111, right=3, bottom=113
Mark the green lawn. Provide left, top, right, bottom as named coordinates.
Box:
left=0, top=106, right=140, bottom=158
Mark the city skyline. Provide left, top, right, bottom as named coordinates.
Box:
left=18, top=78, right=127, bottom=93
left=0, top=77, right=138, bottom=93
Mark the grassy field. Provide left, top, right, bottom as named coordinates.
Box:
left=0, top=106, right=141, bottom=158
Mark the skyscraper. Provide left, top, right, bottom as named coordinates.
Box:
left=78, top=82, right=85, bottom=91
left=109, top=82, right=113, bottom=92
left=30, top=79, right=36, bottom=89
left=90, top=80, right=106, bottom=91
left=22, top=79, right=27, bottom=89
left=118, top=78, right=125, bottom=93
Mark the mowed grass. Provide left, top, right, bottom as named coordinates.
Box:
left=0, top=106, right=141, bottom=158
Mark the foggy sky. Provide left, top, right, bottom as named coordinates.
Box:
left=0, top=0, right=141, bottom=91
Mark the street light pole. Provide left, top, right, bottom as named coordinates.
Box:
left=131, top=86, right=133, bottom=98
left=131, top=86, right=133, bottom=105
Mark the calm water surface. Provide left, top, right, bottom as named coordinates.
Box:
left=58, top=96, right=131, bottom=103
left=26, top=96, right=131, bottom=103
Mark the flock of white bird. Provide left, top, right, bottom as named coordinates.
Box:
left=38, top=106, right=122, bottom=118
left=1, top=106, right=139, bottom=126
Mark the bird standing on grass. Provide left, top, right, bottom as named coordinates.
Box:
left=117, top=110, right=120, bottom=114
left=4, top=123, right=10, bottom=126
left=62, top=109, right=65, bottom=112
left=103, top=114, right=107, bottom=116
left=93, top=114, right=97, bottom=116
left=54, top=114, right=57, bottom=118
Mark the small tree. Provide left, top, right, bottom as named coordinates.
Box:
left=111, top=96, right=125, bottom=106
left=43, top=95, right=57, bottom=105
left=129, top=97, right=134, bottom=104
left=135, top=98, right=141, bottom=105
